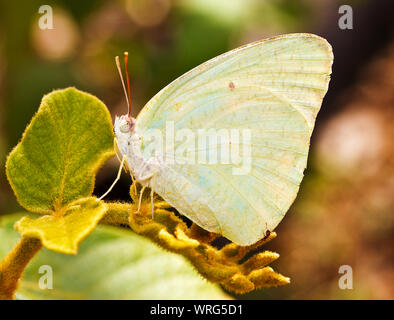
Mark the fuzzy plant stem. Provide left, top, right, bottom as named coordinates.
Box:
left=0, top=237, right=42, bottom=300
left=100, top=202, right=133, bottom=226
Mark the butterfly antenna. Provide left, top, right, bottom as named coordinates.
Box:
left=124, top=52, right=132, bottom=118
left=115, top=55, right=130, bottom=116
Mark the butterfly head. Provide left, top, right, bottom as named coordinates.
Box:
left=114, top=114, right=136, bottom=135
left=114, top=114, right=139, bottom=156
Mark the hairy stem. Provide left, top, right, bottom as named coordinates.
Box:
left=100, top=202, right=133, bottom=226
left=0, top=237, right=42, bottom=300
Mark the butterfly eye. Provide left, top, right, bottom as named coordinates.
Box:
left=120, top=122, right=130, bottom=133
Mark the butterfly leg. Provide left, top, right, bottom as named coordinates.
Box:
left=136, top=185, right=146, bottom=213
left=130, top=172, right=138, bottom=199
left=98, top=155, right=125, bottom=200
left=150, top=172, right=158, bottom=220
left=113, top=137, right=121, bottom=162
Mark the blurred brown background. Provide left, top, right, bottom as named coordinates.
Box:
left=0, top=0, right=393, bottom=299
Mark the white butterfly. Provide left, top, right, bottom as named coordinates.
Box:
left=102, top=33, right=333, bottom=246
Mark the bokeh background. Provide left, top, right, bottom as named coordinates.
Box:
left=0, top=0, right=393, bottom=299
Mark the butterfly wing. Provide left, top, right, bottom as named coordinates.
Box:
left=135, top=33, right=333, bottom=245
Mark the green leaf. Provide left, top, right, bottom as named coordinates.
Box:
left=6, top=87, right=114, bottom=214
left=15, top=198, right=107, bottom=255
left=0, top=214, right=229, bottom=300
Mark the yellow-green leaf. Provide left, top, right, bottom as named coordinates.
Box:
left=14, top=198, right=107, bottom=254
left=6, top=87, right=114, bottom=214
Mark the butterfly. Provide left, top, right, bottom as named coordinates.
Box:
left=101, top=33, right=333, bottom=246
